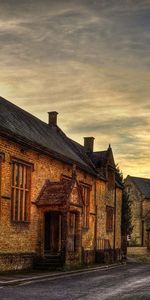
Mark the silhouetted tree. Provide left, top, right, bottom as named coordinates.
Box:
left=121, top=190, right=133, bottom=236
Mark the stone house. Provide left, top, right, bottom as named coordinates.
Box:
left=125, top=176, right=150, bottom=247
left=0, top=96, right=123, bottom=271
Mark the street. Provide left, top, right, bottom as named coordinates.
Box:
left=0, top=263, right=150, bottom=300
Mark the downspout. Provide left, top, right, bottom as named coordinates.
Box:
left=0, top=154, right=4, bottom=219
left=94, top=180, right=97, bottom=259
left=0, top=156, right=2, bottom=218
left=141, top=220, right=144, bottom=246
left=141, top=197, right=144, bottom=246
left=113, top=185, right=117, bottom=261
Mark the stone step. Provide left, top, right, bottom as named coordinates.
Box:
left=43, top=255, right=61, bottom=259
left=34, top=254, right=63, bottom=270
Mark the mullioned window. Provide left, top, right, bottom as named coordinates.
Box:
left=11, top=161, right=31, bottom=222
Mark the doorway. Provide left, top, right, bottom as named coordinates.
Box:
left=44, top=212, right=62, bottom=254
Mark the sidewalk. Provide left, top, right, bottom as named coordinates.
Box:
left=127, top=254, right=150, bottom=263
left=0, top=263, right=125, bottom=287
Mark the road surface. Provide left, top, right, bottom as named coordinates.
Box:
left=0, top=263, right=150, bottom=299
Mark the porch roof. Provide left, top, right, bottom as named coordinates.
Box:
left=35, top=180, right=71, bottom=206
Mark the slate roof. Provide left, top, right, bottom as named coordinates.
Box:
left=36, top=180, right=71, bottom=206
left=0, top=96, right=123, bottom=187
left=127, top=176, right=150, bottom=199
left=0, top=96, right=96, bottom=175
left=115, top=179, right=123, bottom=189
left=90, top=146, right=115, bottom=169
left=69, top=139, right=98, bottom=170
left=89, top=151, right=107, bottom=168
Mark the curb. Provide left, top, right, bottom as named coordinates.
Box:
left=0, top=263, right=126, bottom=287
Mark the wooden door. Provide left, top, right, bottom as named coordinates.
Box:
left=44, top=212, right=62, bottom=253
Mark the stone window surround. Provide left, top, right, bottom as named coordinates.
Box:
left=80, top=182, right=91, bottom=229
left=106, top=205, right=114, bottom=232
left=11, top=158, right=32, bottom=223
left=61, top=174, right=91, bottom=230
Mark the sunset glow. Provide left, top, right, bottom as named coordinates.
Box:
left=0, top=0, right=150, bottom=178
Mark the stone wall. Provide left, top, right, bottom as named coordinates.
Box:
left=0, top=136, right=96, bottom=270
left=0, top=252, right=36, bottom=272
left=96, top=181, right=122, bottom=251
left=127, top=247, right=149, bottom=255
left=125, top=179, right=150, bottom=247
left=142, top=199, right=150, bottom=246
left=125, top=180, right=143, bottom=246
left=0, top=135, right=122, bottom=271
left=115, top=188, right=122, bottom=249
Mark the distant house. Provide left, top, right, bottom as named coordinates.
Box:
left=125, top=176, right=150, bottom=247
left=0, top=96, right=123, bottom=271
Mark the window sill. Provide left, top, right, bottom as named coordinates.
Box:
left=11, top=220, right=30, bottom=225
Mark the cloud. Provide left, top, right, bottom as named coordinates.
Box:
left=0, top=0, right=149, bottom=177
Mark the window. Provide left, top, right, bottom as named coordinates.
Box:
left=11, top=161, right=31, bottom=222
left=106, top=206, right=114, bottom=232
left=69, top=213, right=76, bottom=252
left=107, top=168, right=115, bottom=190
left=80, top=184, right=90, bottom=228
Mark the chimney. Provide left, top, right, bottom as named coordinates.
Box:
left=84, top=137, right=95, bottom=153
left=48, top=111, right=58, bottom=126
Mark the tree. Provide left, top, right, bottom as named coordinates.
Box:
left=115, top=164, right=123, bottom=184
left=121, top=190, right=133, bottom=236
left=115, top=165, right=133, bottom=235
left=115, top=165, right=133, bottom=257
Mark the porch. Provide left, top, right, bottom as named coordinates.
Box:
left=35, top=179, right=83, bottom=268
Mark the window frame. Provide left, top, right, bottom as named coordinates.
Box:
left=69, top=212, right=76, bottom=252
left=107, top=167, right=115, bottom=191
left=11, top=159, right=32, bottom=223
left=80, top=182, right=91, bottom=229
left=106, top=205, right=114, bottom=233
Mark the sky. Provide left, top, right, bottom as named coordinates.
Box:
left=0, top=0, right=150, bottom=178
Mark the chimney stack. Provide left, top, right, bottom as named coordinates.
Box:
left=84, top=137, right=95, bottom=153
left=48, top=111, right=58, bottom=126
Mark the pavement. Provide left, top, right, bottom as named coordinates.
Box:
left=127, top=254, right=150, bottom=263
left=0, top=262, right=150, bottom=299
left=0, top=263, right=124, bottom=287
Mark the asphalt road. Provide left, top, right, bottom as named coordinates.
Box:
left=0, top=263, right=150, bottom=300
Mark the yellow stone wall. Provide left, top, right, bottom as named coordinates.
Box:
left=125, top=180, right=150, bottom=246
left=96, top=180, right=122, bottom=250
left=0, top=134, right=123, bottom=270
left=0, top=136, right=96, bottom=254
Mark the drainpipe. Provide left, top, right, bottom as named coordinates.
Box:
left=141, top=197, right=144, bottom=246
left=94, top=180, right=97, bottom=259
left=0, top=157, right=2, bottom=218
left=113, top=186, right=117, bottom=261
left=0, top=155, right=3, bottom=219
left=141, top=220, right=144, bottom=246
